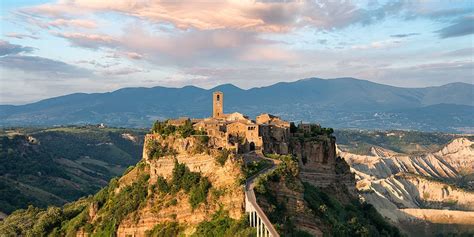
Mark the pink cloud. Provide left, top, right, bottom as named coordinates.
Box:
left=48, top=19, right=97, bottom=29
left=53, top=32, right=117, bottom=49
left=101, top=67, right=146, bottom=75
left=20, top=0, right=405, bottom=32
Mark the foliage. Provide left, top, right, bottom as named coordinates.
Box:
left=215, top=148, right=230, bottom=166
left=189, top=178, right=211, bottom=209
left=309, top=125, right=334, bottom=136
left=91, top=173, right=150, bottom=236
left=303, top=182, right=402, bottom=237
left=289, top=122, right=298, bottom=133
left=156, top=176, right=170, bottom=193
left=334, top=129, right=456, bottom=155
left=241, top=160, right=270, bottom=179
left=155, top=161, right=212, bottom=210
left=151, top=120, right=176, bottom=137
left=0, top=198, right=90, bottom=237
left=151, top=119, right=202, bottom=138
left=147, top=140, right=177, bottom=160
left=0, top=127, right=145, bottom=214
left=145, top=222, right=183, bottom=237
left=192, top=210, right=255, bottom=237
left=253, top=155, right=301, bottom=234
left=261, top=154, right=300, bottom=192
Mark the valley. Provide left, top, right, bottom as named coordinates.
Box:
left=0, top=126, right=146, bottom=215
left=337, top=130, right=474, bottom=236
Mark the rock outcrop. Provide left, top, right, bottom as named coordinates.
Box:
left=291, top=136, right=355, bottom=193
left=116, top=134, right=245, bottom=236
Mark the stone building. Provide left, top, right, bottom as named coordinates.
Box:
left=186, top=91, right=290, bottom=153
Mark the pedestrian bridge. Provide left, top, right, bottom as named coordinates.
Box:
left=244, top=152, right=280, bottom=237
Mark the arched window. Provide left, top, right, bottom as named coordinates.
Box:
left=217, top=95, right=220, bottom=101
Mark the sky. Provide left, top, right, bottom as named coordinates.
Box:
left=0, top=0, right=473, bottom=105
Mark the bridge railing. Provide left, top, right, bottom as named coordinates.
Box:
left=244, top=157, right=280, bottom=237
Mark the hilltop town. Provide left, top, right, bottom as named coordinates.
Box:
left=0, top=92, right=401, bottom=237
left=163, top=91, right=328, bottom=155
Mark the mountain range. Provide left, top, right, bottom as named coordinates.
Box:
left=1, top=78, right=473, bottom=132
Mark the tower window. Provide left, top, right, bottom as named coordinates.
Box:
left=217, top=95, right=220, bottom=101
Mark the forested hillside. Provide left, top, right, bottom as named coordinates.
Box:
left=0, top=126, right=146, bottom=215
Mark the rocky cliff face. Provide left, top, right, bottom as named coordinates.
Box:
left=290, top=136, right=355, bottom=193
left=115, top=134, right=245, bottom=236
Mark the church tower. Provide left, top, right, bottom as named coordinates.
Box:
left=213, top=91, right=223, bottom=118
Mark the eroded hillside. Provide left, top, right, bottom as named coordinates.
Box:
left=338, top=133, right=474, bottom=236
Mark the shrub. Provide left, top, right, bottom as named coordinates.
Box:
left=241, top=160, right=269, bottom=179
left=192, top=210, right=254, bottom=237
left=151, top=120, right=176, bottom=137
left=92, top=173, right=150, bottom=235
left=215, top=148, right=230, bottom=166
left=147, top=140, right=176, bottom=160
left=189, top=178, right=211, bottom=209
left=156, top=176, right=170, bottom=193
left=165, top=160, right=212, bottom=209
left=303, top=182, right=402, bottom=237
left=145, top=222, right=182, bottom=237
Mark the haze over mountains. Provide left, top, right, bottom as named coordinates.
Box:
left=1, top=78, right=473, bottom=132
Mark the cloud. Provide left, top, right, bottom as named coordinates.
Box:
left=52, top=32, right=117, bottom=49
left=48, top=19, right=97, bottom=28
left=436, top=16, right=474, bottom=38
left=0, top=40, right=35, bottom=56
left=114, top=26, right=285, bottom=66
left=18, top=0, right=408, bottom=33
left=106, top=50, right=144, bottom=60
left=75, top=59, right=119, bottom=68
left=351, top=40, right=402, bottom=50
left=443, top=48, right=474, bottom=57
left=101, top=67, right=146, bottom=75
left=5, top=32, right=40, bottom=40
left=426, top=8, right=473, bottom=19
left=0, top=55, right=92, bottom=77
left=390, top=33, right=419, bottom=38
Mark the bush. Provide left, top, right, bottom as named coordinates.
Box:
left=215, top=149, right=230, bottom=166
left=151, top=120, right=176, bottom=137
left=303, top=182, right=402, bottom=237
left=241, top=160, right=270, bottom=179
left=92, top=173, right=150, bottom=235
left=145, top=222, right=182, bottom=237
left=147, top=140, right=176, bottom=160
left=160, top=161, right=212, bottom=209
left=156, top=176, right=170, bottom=193
left=192, top=210, right=254, bottom=237
left=189, top=178, right=211, bottom=209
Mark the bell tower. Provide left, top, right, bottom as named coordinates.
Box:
left=213, top=91, right=223, bottom=118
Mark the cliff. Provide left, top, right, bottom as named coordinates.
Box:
left=0, top=131, right=254, bottom=236
left=253, top=134, right=399, bottom=236
left=0, top=126, right=401, bottom=237
left=116, top=134, right=245, bottom=236
left=290, top=136, right=355, bottom=192
left=340, top=137, right=474, bottom=236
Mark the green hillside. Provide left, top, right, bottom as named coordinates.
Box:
left=0, top=126, right=146, bottom=214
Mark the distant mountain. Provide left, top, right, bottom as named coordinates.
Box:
left=1, top=78, right=473, bottom=132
